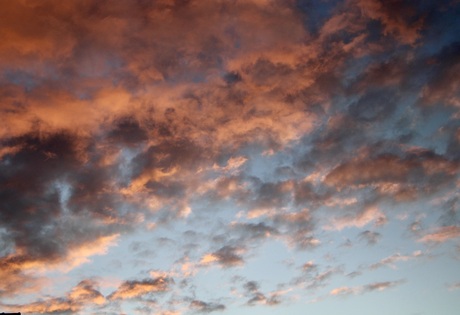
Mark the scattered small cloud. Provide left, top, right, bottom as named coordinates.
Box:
left=190, top=300, right=225, bottom=313
left=108, top=277, right=173, bottom=300
left=330, top=279, right=405, bottom=297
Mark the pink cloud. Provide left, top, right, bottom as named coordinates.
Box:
left=418, top=226, right=460, bottom=243
left=325, top=206, right=386, bottom=231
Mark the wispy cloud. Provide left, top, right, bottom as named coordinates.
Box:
left=330, top=279, right=405, bottom=297
left=108, top=277, right=174, bottom=300
left=418, top=226, right=460, bottom=243
left=190, top=300, right=225, bottom=313
left=369, top=251, right=424, bottom=270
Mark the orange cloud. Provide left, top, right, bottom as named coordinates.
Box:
left=68, top=279, right=106, bottom=305
left=4, top=278, right=105, bottom=314
left=109, top=277, right=173, bottom=300
left=330, top=286, right=356, bottom=296
left=200, top=246, right=245, bottom=268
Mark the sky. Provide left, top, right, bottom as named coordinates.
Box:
left=0, top=0, right=460, bottom=314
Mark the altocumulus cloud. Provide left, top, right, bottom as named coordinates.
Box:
left=0, top=0, right=460, bottom=314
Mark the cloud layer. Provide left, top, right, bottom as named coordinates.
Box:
left=1, top=0, right=460, bottom=314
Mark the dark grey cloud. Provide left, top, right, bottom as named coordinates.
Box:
left=244, top=281, right=259, bottom=293
left=358, top=230, right=381, bottom=245
left=107, top=116, right=148, bottom=146
left=232, top=222, right=280, bottom=242
left=0, top=132, right=129, bottom=271
left=244, top=179, right=294, bottom=212
left=209, top=246, right=245, bottom=268
left=348, top=89, right=397, bottom=122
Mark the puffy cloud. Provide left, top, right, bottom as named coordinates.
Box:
left=200, top=246, right=245, bottom=268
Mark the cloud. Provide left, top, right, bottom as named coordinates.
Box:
left=1, top=0, right=460, bottom=313
left=270, top=208, right=319, bottom=250
left=330, top=286, right=358, bottom=296
left=0, top=131, right=135, bottom=291
left=190, top=300, right=225, bottom=313
left=3, top=278, right=105, bottom=314
left=325, top=154, right=422, bottom=188
left=348, top=89, right=398, bottom=122
left=12, top=297, right=77, bottom=315
left=354, top=0, right=424, bottom=45
left=418, top=226, right=460, bottom=243
left=419, top=41, right=460, bottom=108
left=0, top=233, right=118, bottom=299
left=200, top=246, right=245, bottom=268
left=243, top=281, right=282, bottom=306
left=363, top=280, right=405, bottom=292
left=302, top=261, right=318, bottom=273
left=69, top=279, right=106, bottom=305
left=0, top=263, right=44, bottom=298
left=303, top=267, right=343, bottom=290
left=447, top=282, right=460, bottom=291
left=325, top=206, right=386, bottom=231
left=330, top=279, right=405, bottom=297
left=368, top=251, right=423, bottom=270
left=109, top=277, right=174, bottom=300
left=358, top=230, right=382, bottom=245
left=323, top=151, right=459, bottom=203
